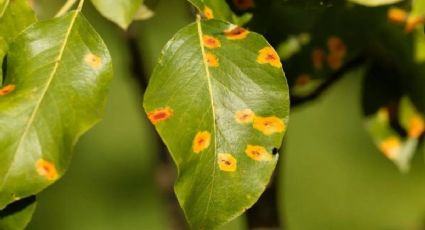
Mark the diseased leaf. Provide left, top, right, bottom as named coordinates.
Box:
left=0, top=196, right=36, bottom=230
left=188, top=0, right=252, bottom=25
left=143, top=18, right=289, bottom=228
left=0, top=10, right=113, bottom=209
left=348, top=0, right=404, bottom=6
left=0, top=0, right=37, bottom=86
left=91, top=0, right=142, bottom=29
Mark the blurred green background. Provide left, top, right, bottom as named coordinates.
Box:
left=25, top=0, right=425, bottom=229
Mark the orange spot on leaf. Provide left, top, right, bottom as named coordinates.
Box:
left=379, top=136, right=401, bottom=160
left=327, top=53, right=343, bottom=71
left=36, top=159, right=58, bottom=181
left=192, top=131, right=211, bottom=154
left=388, top=7, right=408, bottom=24
left=224, top=26, right=250, bottom=40
left=235, top=109, right=255, bottom=124
left=147, top=107, right=173, bottom=124
left=245, top=145, right=272, bottom=161
left=203, top=35, right=221, bottom=49
left=408, top=115, right=425, bottom=138
left=312, top=48, right=325, bottom=70
left=327, top=36, right=346, bottom=58
left=0, top=84, right=15, bottom=96
left=405, top=15, right=425, bottom=32
left=257, top=47, right=282, bottom=68
left=253, top=116, right=285, bottom=135
left=295, top=74, right=312, bottom=86
left=84, top=53, right=102, bottom=69
left=203, top=6, right=214, bottom=19
left=232, top=0, right=255, bottom=10
left=218, top=153, right=237, bottom=172
left=205, top=52, right=219, bottom=67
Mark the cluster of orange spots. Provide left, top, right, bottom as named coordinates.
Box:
left=379, top=136, right=401, bottom=160
left=84, top=53, right=102, bottom=69
left=192, top=131, right=211, bottom=154
left=295, top=74, right=312, bottom=86
left=235, top=109, right=255, bottom=124
left=36, top=159, right=58, bottom=181
left=312, top=48, right=325, bottom=70
left=408, top=115, right=425, bottom=138
left=203, top=6, right=214, bottom=19
left=232, top=0, right=255, bottom=10
left=0, top=84, right=15, bottom=96
left=147, top=107, right=173, bottom=125
left=326, top=36, right=347, bottom=70
left=224, top=26, right=250, bottom=40
left=253, top=116, right=285, bottom=136
left=256, top=47, right=282, bottom=68
left=245, top=145, right=272, bottom=161
left=217, top=153, right=237, bottom=172
left=387, top=7, right=425, bottom=32
left=203, top=35, right=221, bottom=49
left=205, top=52, right=219, bottom=67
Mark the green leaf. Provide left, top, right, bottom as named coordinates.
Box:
left=188, top=0, right=252, bottom=25
left=348, top=0, right=404, bottom=6
left=0, top=10, right=113, bottom=209
left=0, top=196, right=36, bottom=230
left=143, top=18, right=289, bottom=228
left=91, top=0, right=142, bottom=29
left=0, top=0, right=37, bottom=86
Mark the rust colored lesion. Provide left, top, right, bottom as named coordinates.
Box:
left=218, top=153, right=237, bottom=172
left=253, top=116, right=285, bottom=136
left=205, top=52, right=219, bottom=67
left=203, top=6, right=214, bottom=20
left=84, top=53, right=102, bottom=69
left=235, top=109, right=255, bottom=124
left=0, top=84, right=15, bottom=96
left=147, top=107, right=174, bottom=125
left=245, top=145, right=273, bottom=161
left=192, top=131, right=211, bottom=154
left=36, top=159, right=58, bottom=181
left=224, top=26, right=250, bottom=40
left=232, top=0, right=255, bottom=10
left=256, top=47, right=282, bottom=68
left=203, top=35, right=221, bottom=49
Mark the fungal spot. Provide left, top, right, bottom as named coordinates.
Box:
left=205, top=52, right=219, bottom=67
left=235, top=109, right=255, bottom=124
left=295, top=74, right=311, bottom=86
left=203, top=6, right=214, bottom=19
left=203, top=35, right=221, bottom=49
left=327, top=36, right=346, bottom=58
left=257, top=47, right=282, bottom=68
left=405, top=15, right=425, bottom=32
left=218, top=153, right=237, bottom=172
left=327, top=53, right=343, bottom=70
left=192, top=131, right=211, bottom=154
left=379, top=136, right=401, bottom=160
left=84, top=53, right=102, bottom=69
left=232, top=0, right=255, bottom=10
left=388, top=7, right=408, bottom=24
left=224, top=26, right=249, bottom=40
left=147, top=107, right=173, bottom=125
left=245, top=145, right=273, bottom=161
left=408, top=114, right=425, bottom=138
left=253, top=116, right=285, bottom=135
left=312, top=48, right=325, bottom=70
left=36, top=159, right=58, bottom=181
left=0, top=84, right=15, bottom=96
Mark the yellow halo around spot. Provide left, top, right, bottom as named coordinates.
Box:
left=379, top=136, right=401, bottom=160
left=218, top=153, right=237, bottom=172
left=36, top=159, right=58, bottom=181
left=147, top=107, right=174, bottom=125
left=245, top=145, right=272, bottom=161
left=408, top=115, right=425, bottom=138
left=205, top=52, right=219, bottom=67
left=203, top=35, right=221, bottom=49
left=203, top=6, right=214, bottom=19
left=192, top=131, right=211, bottom=154
left=256, top=47, right=282, bottom=68
left=224, top=26, right=250, bottom=40
left=84, top=53, right=102, bottom=69
left=253, top=116, right=285, bottom=135
left=235, top=109, right=255, bottom=124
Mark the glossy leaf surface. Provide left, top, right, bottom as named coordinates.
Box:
left=0, top=11, right=113, bottom=209
left=91, top=0, right=142, bottom=29
left=144, top=18, right=289, bottom=228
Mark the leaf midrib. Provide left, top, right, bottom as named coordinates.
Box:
left=0, top=10, right=80, bottom=192
left=196, top=16, right=217, bottom=224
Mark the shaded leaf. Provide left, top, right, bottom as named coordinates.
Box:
left=91, top=0, right=142, bottom=29
left=0, top=196, right=36, bottom=230
left=0, top=0, right=37, bottom=86
left=143, top=18, right=289, bottom=228
left=0, top=10, right=113, bottom=208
